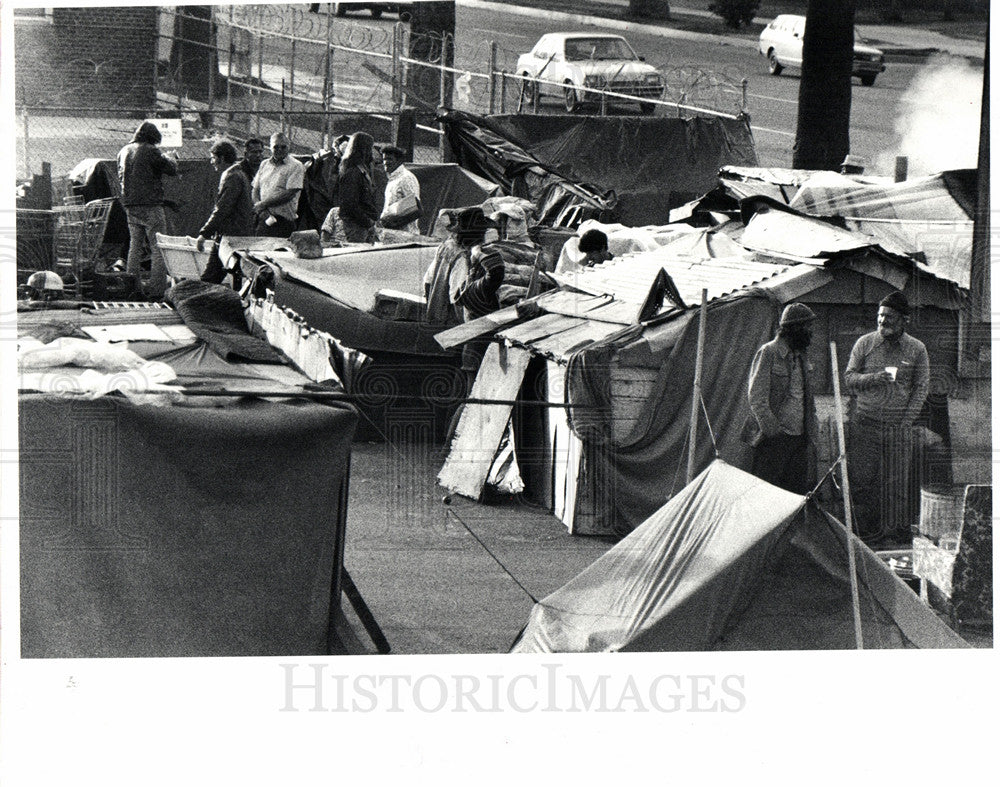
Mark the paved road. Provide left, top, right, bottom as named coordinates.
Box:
left=242, top=4, right=943, bottom=173
left=453, top=3, right=927, bottom=171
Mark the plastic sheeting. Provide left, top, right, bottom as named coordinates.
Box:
left=488, top=114, right=758, bottom=227
left=512, top=460, right=968, bottom=652
left=566, top=292, right=776, bottom=534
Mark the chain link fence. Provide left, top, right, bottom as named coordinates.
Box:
left=16, top=5, right=747, bottom=183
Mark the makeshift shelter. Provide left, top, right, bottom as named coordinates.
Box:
left=512, top=460, right=969, bottom=652
left=69, top=156, right=221, bottom=240
left=440, top=110, right=620, bottom=227
left=18, top=284, right=362, bottom=658
left=435, top=190, right=973, bottom=537
left=487, top=113, right=758, bottom=227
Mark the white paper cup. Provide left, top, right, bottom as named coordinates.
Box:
left=885, top=366, right=898, bottom=382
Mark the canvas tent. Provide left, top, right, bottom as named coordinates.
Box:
left=512, top=460, right=969, bottom=652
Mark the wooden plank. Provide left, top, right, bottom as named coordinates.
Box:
left=498, top=313, right=580, bottom=344
left=434, top=305, right=521, bottom=349
left=546, top=362, right=579, bottom=527
left=437, top=344, right=532, bottom=499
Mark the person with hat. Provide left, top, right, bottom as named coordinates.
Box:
left=379, top=145, right=421, bottom=234
left=423, top=206, right=505, bottom=443
left=25, top=270, right=65, bottom=302
left=742, top=302, right=818, bottom=494
left=844, top=291, right=929, bottom=544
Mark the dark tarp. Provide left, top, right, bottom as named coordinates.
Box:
left=512, top=460, right=968, bottom=652
left=19, top=303, right=359, bottom=658
left=567, top=291, right=775, bottom=534
left=20, top=394, right=356, bottom=658
left=69, top=157, right=222, bottom=240
left=440, top=110, right=619, bottom=227
left=484, top=114, right=758, bottom=227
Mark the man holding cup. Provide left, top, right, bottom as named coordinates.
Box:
left=251, top=132, right=304, bottom=237
left=844, top=291, right=929, bottom=544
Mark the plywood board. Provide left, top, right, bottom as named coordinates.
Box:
left=547, top=361, right=583, bottom=529
left=437, top=344, right=532, bottom=499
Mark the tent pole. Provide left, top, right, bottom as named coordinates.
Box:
left=686, top=289, right=708, bottom=484
left=829, top=340, right=865, bottom=649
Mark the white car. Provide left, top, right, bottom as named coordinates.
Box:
left=515, top=32, right=665, bottom=114
left=759, top=14, right=886, bottom=86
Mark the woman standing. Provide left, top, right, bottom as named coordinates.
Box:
left=335, top=132, right=380, bottom=243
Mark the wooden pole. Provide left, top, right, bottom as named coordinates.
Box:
left=830, top=340, right=865, bottom=650
left=686, top=289, right=708, bottom=484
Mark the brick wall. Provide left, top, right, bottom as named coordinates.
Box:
left=14, top=6, right=158, bottom=109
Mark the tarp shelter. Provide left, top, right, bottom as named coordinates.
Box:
left=512, top=460, right=969, bottom=652
left=436, top=200, right=966, bottom=536
left=440, top=110, right=619, bottom=227
left=18, top=290, right=359, bottom=657
left=488, top=114, right=759, bottom=227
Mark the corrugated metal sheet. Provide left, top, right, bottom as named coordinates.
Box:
left=741, top=206, right=874, bottom=258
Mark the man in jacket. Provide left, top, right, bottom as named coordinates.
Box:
left=251, top=132, right=305, bottom=237
left=844, top=291, right=930, bottom=544
left=238, top=137, right=265, bottom=185
left=743, top=302, right=818, bottom=494
left=196, top=140, right=254, bottom=285
left=117, top=120, right=178, bottom=299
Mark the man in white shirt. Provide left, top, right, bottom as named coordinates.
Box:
left=251, top=132, right=305, bottom=237
left=380, top=146, right=421, bottom=234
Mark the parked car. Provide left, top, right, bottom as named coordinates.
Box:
left=758, top=14, right=886, bottom=86
left=515, top=32, right=665, bottom=114
left=329, top=3, right=411, bottom=20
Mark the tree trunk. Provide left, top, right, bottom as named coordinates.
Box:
left=169, top=6, right=218, bottom=101
left=628, top=0, right=671, bottom=19
left=406, top=1, right=456, bottom=110
left=792, top=0, right=855, bottom=170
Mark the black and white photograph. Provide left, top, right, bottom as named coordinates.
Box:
left=1, top=0, right=994, bottom=782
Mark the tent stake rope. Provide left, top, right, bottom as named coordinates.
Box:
left=446, top=508, right=539, bottom=605
left=829, top=341, right=865, bottom=650
left=698, top=392, right=720, bottom=458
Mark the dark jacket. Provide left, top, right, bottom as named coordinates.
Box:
left=117, top=142, right=178, bottom=207
left=337, top=165, right=379, bottom=231
left=199, top=164, right=254, bottom=238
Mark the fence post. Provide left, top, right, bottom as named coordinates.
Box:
left=322, top=5, right=333, bottom=147
left=391, top=22, right=403, bottom=110
left=438, top=33, right=449, bottom=162
left=499, top=71, right=506, bottom=113
left=21, top=104, right=30, bottom=180
left=289, top=37, right=296, bottom=99
left=488, top=41, right=498, bottom=115
left=741, top=78, right=748, bottom=113
left=226, top=6, right=234, bottom=118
